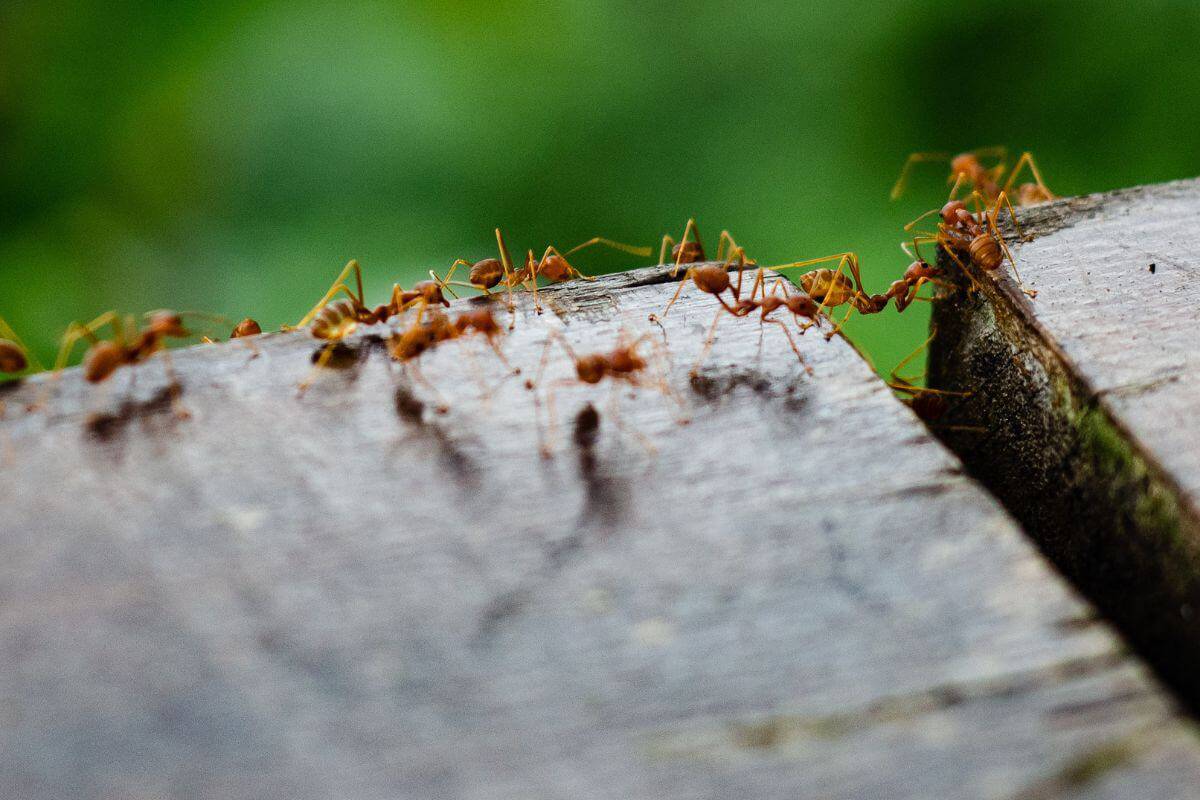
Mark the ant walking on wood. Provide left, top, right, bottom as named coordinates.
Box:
left=437, top=229, right=650, bottom=318
left=50, top=310, right=214, bottom=417
left=659, top=219, right=746, bottom=275
left=532, top=328, right=680, bottom=458
left=906, top=193, right=1036, bottom=298
left=293, top=259, right=452, bottom=393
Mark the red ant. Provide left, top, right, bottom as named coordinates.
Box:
left=532, top=328, right=678, bottom=458
left=891, top=147, right=1055, bottom=207
left=865, top=239, right=955, bottom=314
left=659, top=219, right=746, bottom=274
left=685, top=271, right=821, bottom=376
left=385, top=305, right=513, bottom=413
left=293, top=260, right=452, bottom=392
left=885, top=328, right=975, bottom=427
left=49, top=310, right=213, bottom=417
left=438, top=229, right=650, bottom=317
left=906, top=193, right=1036, bottom=298
left=0, top=317, right=38, bottom=376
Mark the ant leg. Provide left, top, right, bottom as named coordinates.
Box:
left=1001, top=152, right=1053, bottom=199
left=659, top=267, right=696, bottom=319
left=890, top=151, right=951, bottom=200
left=563, top=237, right=652, bottom=262
left=922, top=234, right=984, bottom=293
left=605, top=382, right=656, bottom=458
left=658, top=235, right=675, bottom=268
left=904, top=207, right=942, bottom=233
left=715, top=230, right=741, bottom=263
left=764, top=316, right=812, bottom=375
left=984, top=200, right=1036, bottom=298
left=492, top=228, right=519, bottom=326
left=296, top=260, right=365, bottom=328
left=671, top=219, right=700, bottom=277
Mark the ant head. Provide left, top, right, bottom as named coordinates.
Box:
left=83, top=341, right=123, bottom=383
left=940, top=200, right=968, bottom=224
left=903, top=260, right=934, bottom=281
left=231, top=318, right=262, bottom=338
left=148, top=311, right=189, bottom=338
left=0, top=339, right=28, bottom=374
left=786, top=293, right=819, bottom=319
left=414, top=280, right=450, bottom=307
left=539, top=254, right=571, bottom=282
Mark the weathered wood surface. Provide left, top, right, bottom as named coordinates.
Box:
left=930, top=178, right=1200, bottom=708
left=1, top=264, right=1198, bottom=799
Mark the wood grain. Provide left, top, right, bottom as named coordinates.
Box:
left=1, top=264, right=1197, bottom=799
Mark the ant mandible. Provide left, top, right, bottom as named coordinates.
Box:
left=891, top=147, right=1055, bottom=207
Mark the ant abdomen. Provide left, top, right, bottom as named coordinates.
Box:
left=83, top=341, right=123, bottom=383
left=468, top=258, right=505, bottom=289
left=968, top=235, right=1003, bottom=270
left=0, top=340, right=27, bottom=374
left=311, top=299, right=361, bottom=341
left=672, top=240, right=705, bottom=264
left=691, top=265, right=731, bottom=296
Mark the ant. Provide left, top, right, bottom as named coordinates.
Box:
left=533, top=328, right=678, bottom=458
left=388, top=305, right=515, bottom=400
left=869, top=239, right=953, bottom=314
left=50, top=310, right=207, bottom=417
left=293, top=260, right=452, bottom=392
left=886, top=328, right=975, bottom=427
left=767, top=252, right=888, bottom=337
left=906, top=194, right=1036, bottom=298
left=0, top=317, right=39, bottom=376
left=438, top=229, right=650, bottom=317
left=659, top=219, right=746, bottom=275
left=891, top=147, right=1055, bottom=207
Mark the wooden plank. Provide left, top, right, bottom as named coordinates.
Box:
left=929, top=177, right=1200, bottom=710
left=0, top=264, right=1197, bottom=799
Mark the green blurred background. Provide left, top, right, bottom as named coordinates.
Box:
left=3, top=0, right=1198, bottom=373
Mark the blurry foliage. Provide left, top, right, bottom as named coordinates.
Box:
left=2, top=0, right=1198, bottom=374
